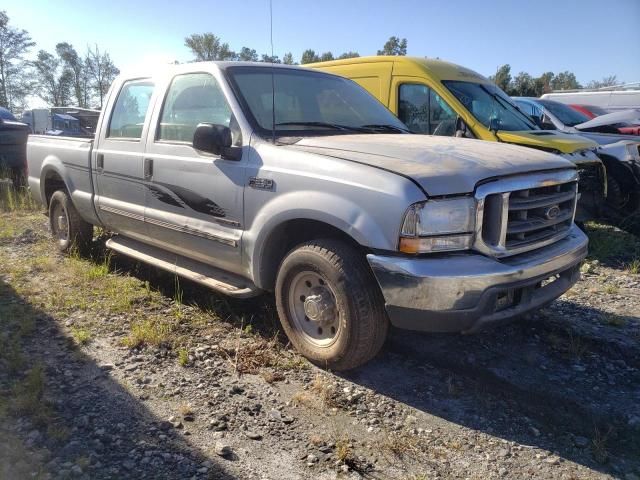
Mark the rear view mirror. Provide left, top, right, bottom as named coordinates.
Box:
left=193, top=123, right=232, bottom=155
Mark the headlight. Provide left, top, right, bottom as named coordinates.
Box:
left=399, top=197, right=476, bottom=254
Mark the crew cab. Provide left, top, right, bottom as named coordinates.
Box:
left=308, top=56, right=606, bottom=221
left=27, top=63, right=588, bottom=370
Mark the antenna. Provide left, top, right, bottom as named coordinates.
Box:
left=270, top=0, right=276, bottom=144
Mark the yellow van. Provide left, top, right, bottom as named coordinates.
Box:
left=309, top=56, right=606, bottom=217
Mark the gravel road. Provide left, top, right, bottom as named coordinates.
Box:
left=1, top=212, right=639, bottom=480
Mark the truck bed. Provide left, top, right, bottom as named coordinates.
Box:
left=27, top=135, right=97, bottom=222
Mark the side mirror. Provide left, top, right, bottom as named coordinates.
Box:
left=193, top=123, right=240, bottom=159
left=489, top=117, right=501, bottom=132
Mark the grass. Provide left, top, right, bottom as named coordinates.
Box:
left=585, top=222, right=640, bottom=266
left=0, top=180, right=39, bottom=213
left=70, top=326, right=92, bottom=345
left=545, top=330, right=589, bottom=359
left=591, top=426, right=613, bottom=464
left=177, top=347, right=189, bottom=366
left=382, top=432, right=421, bottom=459
left=123, top=318, right=175, bottom=348
left=603, top=284, right=619, bottom=295
left=10, top=363, right=54, bottom=427
left=600, top=313, right=627, bottom=328
left=626, top=259, right=640, bottom=275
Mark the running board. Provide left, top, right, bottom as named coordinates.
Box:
left=105, top=236, right=261, bottom=298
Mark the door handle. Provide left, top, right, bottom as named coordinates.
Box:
left=144, top=158, right=154, bottom=179
left=96, top=153, right=104, bottom=171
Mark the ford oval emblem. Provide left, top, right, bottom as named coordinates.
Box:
left=544, top=205, right=561, bottom=220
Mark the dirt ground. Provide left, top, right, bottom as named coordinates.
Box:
left=1, top=208, right=639, bottom=480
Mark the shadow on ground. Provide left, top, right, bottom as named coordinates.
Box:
left=0, top=279, right=236, bottom=479
left=36, top=232, right=640, bottom=478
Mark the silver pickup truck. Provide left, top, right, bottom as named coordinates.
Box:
left=27, top=62, right=588, bottom=370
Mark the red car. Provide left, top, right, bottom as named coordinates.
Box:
left=569, top=104, right=640, bottom=135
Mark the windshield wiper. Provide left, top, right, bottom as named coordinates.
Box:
left=360, top=124, right=410, bottom=133
left=274, top=121, right=368, bottom=132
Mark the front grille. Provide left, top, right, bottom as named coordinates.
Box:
left=475, top=170, right=578, bottom=257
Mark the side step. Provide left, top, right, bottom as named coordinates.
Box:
left=105, top=236, right=261, bottom=298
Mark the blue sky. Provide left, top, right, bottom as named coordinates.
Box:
left=7, top=0, right=640, bottom=85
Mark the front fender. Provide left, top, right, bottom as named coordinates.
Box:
left=245, top=190, right=404, bottom=288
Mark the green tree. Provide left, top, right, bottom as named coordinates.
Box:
left=511, top=72, right=537, bottom=97
left=0, top=11, right=35, bottom=111
left=300, top=49, right=320, bottom=64
left=184, top=33, right=235, bottom=61
left=32, top=49, right=73, bottom=106
left=377, top=36, right=407, bottom=56
left=489, top=64, right=512, bottom=93
left=86, top=44, right=119, bottom=108
left=551, top=71, right=580, bottom=91
left=533, top=71, right=554, bottom=96
left=56, top=42, right=88, bottom=107
left=282, top=52, right=296, bottom=65
left=260, top=54, right=281, bottom=63
left=338, top=51, right=360, bottom=59
left=319, top=52, right=334, bottom=62
left=237, top=47, right=258, bottom=62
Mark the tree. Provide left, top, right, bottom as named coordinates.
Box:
left=32, top=49, right=73, bottom=106
left=300, top=49, right=320, bottom=64
left=511, top=72, right=537, bottom=97
left=282, top=52, right=296, bottom=65
left=184, top=33, right=235, bottom=61
left=319, top=52, right=334, bottom=62
left=237, top=47, right=258, bottom=62
left=587, top=75, right=618, bottom=89
left=489, top=64, right=512, bottom=92
left=533, top=71, right=554, bottom=96
left=377, top=36, right=407, bottom=56
left=86, top=44, right=119, bottom=108
left=56, top=42, right=87, bottom=107
left=551, top=71, right=580, bottom=91
left=338, top=51, right=360, bottom=60
left=0, top=10, right=35, bottom=111
left=260, top=54, right=281, bottom=63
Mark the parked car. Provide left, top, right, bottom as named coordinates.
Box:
left=27, top=62, right=588, bottom=370
left=308, top=56, right=606, bottom=221
left=514, top=97, right=640, bottom=226
left=569, top=104, right=610, bottom=119
left=542, top=85, right=640, bottom=112
left=568, top=105, right=640, bottom=136
left=0, top=107, right=30, bottom=186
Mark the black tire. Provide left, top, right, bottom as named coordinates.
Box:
left=48, top=189, right=93, bottom=254
left=606, top=175, right=640, bottom=235
left=275, top=239, right=389, bottom=371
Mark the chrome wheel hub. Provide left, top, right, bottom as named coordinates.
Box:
left=52, top=203, right=69, bottom=241
left=288, top=271, right=340, bottom=347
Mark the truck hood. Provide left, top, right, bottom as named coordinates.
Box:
left=495, top=130, right=598, bottom=153
left=575, top=109, right=640, bottom=130
left=287, top=134, right=573, bottom=196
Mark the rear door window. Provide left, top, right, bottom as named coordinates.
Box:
left=107, top=79, right=155, bottom=139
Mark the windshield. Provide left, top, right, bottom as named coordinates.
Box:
left=226, top=66, right=407, bottom=136
left=443, top=81, right=537, bottom=131
left=538, top=99, right=590, bottom=127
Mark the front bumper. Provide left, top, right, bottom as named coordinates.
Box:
left=367, top=225, right=588, bottom=333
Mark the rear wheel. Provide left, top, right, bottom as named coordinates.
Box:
left=275, top=239, right=388, bottom=371
left=48, top=189, right=93, bottom=254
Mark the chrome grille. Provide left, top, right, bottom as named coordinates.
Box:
left=475, top=170, right=578, bottom=257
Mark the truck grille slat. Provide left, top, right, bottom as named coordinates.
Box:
left=475, top=170, right=578, bottom=257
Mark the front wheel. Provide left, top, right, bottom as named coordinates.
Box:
left=275, top=239, right=388, bottom=371
left=49, top=189, right=93, bottom=254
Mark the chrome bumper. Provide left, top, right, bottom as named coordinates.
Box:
left=367, top=225, right=588, bottom=333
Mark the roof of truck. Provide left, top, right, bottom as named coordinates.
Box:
left=307, top=56, right=493, bottom=84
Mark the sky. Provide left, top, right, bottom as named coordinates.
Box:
left=6, top=0, right=640, bottom=107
